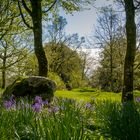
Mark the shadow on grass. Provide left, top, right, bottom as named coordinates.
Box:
left=78, top=88, right=96, bottom=93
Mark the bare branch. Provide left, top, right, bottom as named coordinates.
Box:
left=134, top=0, right=140, bottom=9
left=134, top=61, right=140, bottom=70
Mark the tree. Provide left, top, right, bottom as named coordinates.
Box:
left=0, top=0, right=15, bottom=41
left=0, top=0, right=28, bottom=88
left=94, top=7, right=122, bottom=91
left=16, top=0, right=92, bottom=77
left=45, top=16, right=87, bottom=87
left=91, top=36, right=126, bottom=92
left=45, top=42, right=84, bottom=87
left=122, top=0, right=136, bottom=102
left=0, top=32, right=31, bottom=88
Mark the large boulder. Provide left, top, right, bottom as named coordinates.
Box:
left=3, top=76, right=56, bottom=102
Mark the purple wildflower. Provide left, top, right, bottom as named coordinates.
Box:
left=53, top=106, right=59, bottom=113
left=135, top=97, right=140, bottom=102
left=3, top=100, right=14, bottom=109
left=85, top=103, right=92, bottom=109
left=32, top=103, right=42, bottom=112
left=43, top=100, right=49, bottom=105
left=48, top=106, right=59, bottom=113
left=35, top=96, right=43, bottom=104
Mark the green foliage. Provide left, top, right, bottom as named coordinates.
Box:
left=95, top=100, right=140, bottom=140
left=45, top=42, right=85, bottom=88
left=134, top=51, right=140, bottom=90
left=58, top=0, right=93, bottom=13
left=92, top=38, right=140, bottom=93
left=48, top=72, right=66, bottom=89
left=91, top=7, right=126, bottom=93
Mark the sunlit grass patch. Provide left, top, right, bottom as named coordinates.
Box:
left=55, top=88, right=121, bottom=102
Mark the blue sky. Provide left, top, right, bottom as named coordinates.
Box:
left=60, top=0, right=113, bottom=37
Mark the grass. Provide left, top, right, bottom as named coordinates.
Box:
left=55, top=88, right=122, bottom=102
left=94, top=100, right=140, bottom=140
left=0, top=97, right=98, bottom=139
left=55, top=87, right=140, bottom=102
left=0, top=88, right=140, bottom=139
left=0, top=96, right=140, bottom=139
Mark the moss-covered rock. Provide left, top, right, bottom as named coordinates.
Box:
left=3, top=76, right=56, bottom=102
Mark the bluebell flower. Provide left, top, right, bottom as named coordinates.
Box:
left=3, top=100, right=15, bottom=109
left=43, top=100, right=49, bottom=105
left=32, top=103, right=42, bottom=112
left=85, top=103, right=92, bottom=109
left=135, top=97, right=140, bottom=102
left=35, top=96, right=43, bottom=104
left=53, top=106, right=59, bottom=113
left=48, top=106, right=59, bottom=113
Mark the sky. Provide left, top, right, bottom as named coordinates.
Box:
left=59, top=0, right=114, bottom=70
left=60, top=0, right=113, bottom=37
left=58, top=0, right=114, bottom=62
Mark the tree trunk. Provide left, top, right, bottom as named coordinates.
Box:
left=110, top=43, right=113, bottom=91
left=122, top=0, right=136, bottom=102
left=109, top=15, right=113, bottom=92
left=30, top=0, right=48, bottom=77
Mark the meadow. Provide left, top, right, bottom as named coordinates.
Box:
left=55, top=88, right=140, bottom=102
left=0, top=88, right=140, bottom=140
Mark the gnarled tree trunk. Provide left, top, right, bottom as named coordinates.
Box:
left=30, top=0, right=48, bottom=77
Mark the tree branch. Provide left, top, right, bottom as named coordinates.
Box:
left=0, top=15, right=14, bottom=41
left=21, top=0, right=32, bottom=17
left=134, top=0, right=140, bottom=10
left=43, top=0, right=57, bottom=13
left=18, top=0, right=33, bottom=29
left=134, top=62, right=140, bottom=70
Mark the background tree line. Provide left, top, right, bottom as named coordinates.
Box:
left=90, top=0, right=140, bottom=102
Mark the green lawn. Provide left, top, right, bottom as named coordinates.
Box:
left=55, top=88, right=140, bottom=102
left=1, top=87, right=140, bottom=102
left=55, top=88, right=121, bottom=102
